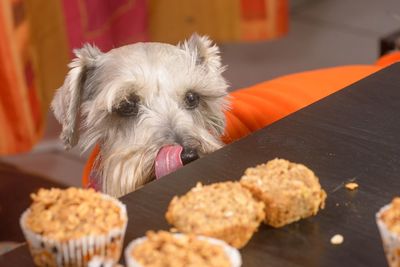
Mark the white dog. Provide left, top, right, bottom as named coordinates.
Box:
left=52, top=34, right=229, bottom=197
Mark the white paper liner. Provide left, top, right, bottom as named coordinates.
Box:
left=88, top=256, right=119, bottom=267
left=124, top=233, right=242, bottom=267
left=20, top=194, right=128, bottom=267
left=376, top=204, right=400, bottom=267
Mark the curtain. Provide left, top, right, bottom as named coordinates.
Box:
left=0, top=0, right=288, bottom=154
left=61, top=0, right=148, bottom=53
left=0, top=0, right=69, bottom=154
left=149, top=0, right=288, bottom=43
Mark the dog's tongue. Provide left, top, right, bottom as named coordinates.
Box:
left=155, top=145, right=184, bottom=180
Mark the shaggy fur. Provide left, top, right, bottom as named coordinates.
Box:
left=52, top=34, right=229, bottom=197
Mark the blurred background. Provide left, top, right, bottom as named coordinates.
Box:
left=0, top=0, right=399, bottom=253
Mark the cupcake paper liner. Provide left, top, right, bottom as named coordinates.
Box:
left=376, top=204, right=400, bottom=267
left=88, top=256, right=119, bottom=267
left=124, top=233, right=242, bottom=267
left=20, top=194, right=128, bottom=267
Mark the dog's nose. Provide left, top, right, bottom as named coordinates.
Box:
left=180, top=148, right=199, bottom=165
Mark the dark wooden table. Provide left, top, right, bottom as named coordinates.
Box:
left=2, top=63, right=400, bottom=266
left=0, top=162, right=64, bottom=242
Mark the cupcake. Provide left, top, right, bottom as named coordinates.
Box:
left=376, top=197, right=400, bottom=267
left=240, top=158, right=326, bottom=227
left=165, top=182, right=265, bottom=248
left=20, top=188, right=128, bottom=267
left=124, top=231, right=241, bottom=267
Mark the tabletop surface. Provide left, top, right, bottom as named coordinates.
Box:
left=0, top=162, right=64, bottom=243
left=2, top=63, right=400, bottom=267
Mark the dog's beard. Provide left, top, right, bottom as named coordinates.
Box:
left=93, top=127, right=223, bottom=197
left=100, top=146, right=158, bottom=197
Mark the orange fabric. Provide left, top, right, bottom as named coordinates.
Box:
left=82, top=56, right=400, bottom=187
left=0, top=0, right=39, bottom=154
left=82, top=144, right=101, bottom=188
left=0, top=0, right=69, bottom=154
left=375, top=51, right=400, bottom=67
left=221, top=65, right=382, bottom=143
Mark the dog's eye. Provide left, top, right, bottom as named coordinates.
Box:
left=113, top=95, right=140, bottom=117
left=184, top=91, right=200, bottom=109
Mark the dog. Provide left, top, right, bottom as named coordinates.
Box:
left=52, top=34, right=229, bottom=197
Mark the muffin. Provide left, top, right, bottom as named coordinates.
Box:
left=376, top=197, right=400, bottom=267
left=165, top=182, right=265, bottom=248
left=124, top=231, right=242, bottom=267
left=20, top=188, right=128, bottom=267
left=240, top=158, right=326, bottom=227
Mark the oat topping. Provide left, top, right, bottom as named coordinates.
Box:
left=25, top=188, right=125, bottom=241
left=166, top=182, right=264, bottom=232
left=241, top=158, right=323, bottom=196
left=240, top=158, right=326, bottom=227
left=380, top=197, right=400, bottom=235
left=131, top=231, right=231, bottom=267
left=165, top=181, right=265, bottom=248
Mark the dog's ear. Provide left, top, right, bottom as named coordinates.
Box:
left=51, top=43, right=102, bottom=150
left=180, top=33, right=222, bottom=71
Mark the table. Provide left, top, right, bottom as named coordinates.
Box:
left=2, top=63, right=400, bottom=266
left=0, top=162, right=63, bottom=243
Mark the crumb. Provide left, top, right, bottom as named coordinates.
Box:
left=330, top=234, right=344, bottom=245
left=345, top=182, right=359, bottom=190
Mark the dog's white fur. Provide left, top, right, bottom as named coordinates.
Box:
left=52, top=34, right=229, bottom=197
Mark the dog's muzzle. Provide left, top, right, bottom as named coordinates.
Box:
left=154, top=145, right=199, bottom=179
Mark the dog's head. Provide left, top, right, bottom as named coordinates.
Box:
left=52, top=34, right=229, bottom=197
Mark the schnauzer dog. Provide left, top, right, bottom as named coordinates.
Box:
left=52, top=34, right=229, bottom=197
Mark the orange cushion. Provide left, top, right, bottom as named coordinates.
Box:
left=375, top=51, right=400, bottom=68
left=222, top=65, right=382, bottom=143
